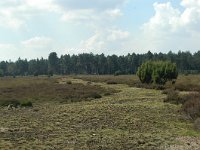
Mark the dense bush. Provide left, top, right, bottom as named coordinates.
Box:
left=66, top=81, right=72, bottom=84
left=137, top=61, right=178, bottom=85
left=20, top=101, right=33, bottom=107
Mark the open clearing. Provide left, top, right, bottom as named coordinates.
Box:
left=0, top=76, right=200, bottom=149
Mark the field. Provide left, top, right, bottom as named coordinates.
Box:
left=0, top=75, right=200, bottom=149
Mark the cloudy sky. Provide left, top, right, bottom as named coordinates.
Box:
left=0, top=0, right=200, bottom=60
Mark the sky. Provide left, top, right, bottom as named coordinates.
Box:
left=0, top=0, right=200, bottom=61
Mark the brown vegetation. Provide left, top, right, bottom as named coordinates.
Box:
left=0, top=76, right=117, bottom=106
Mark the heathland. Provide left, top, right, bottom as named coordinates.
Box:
left=0, top=75, right=200, bottom=149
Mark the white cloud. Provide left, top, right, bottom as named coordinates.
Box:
left=181, top=0, right=200, bottom=8
left=107, top=29, right=129, bottom=41
left=0, top=43, right=12, bottom=50
left=0, top=6, right=25, bottom=29
left=21, top=37, right=53, bottom=49
left=55, top=0, right=127, bottom=11
left=104, top=9, right=123, bottom=18
left=0, top=43, right=18, bottom=61
left=134, top=0, right=200, bottom=53
left=80, top=28, right=130, bottom=54
left=0, top=0, right=59, bottom=30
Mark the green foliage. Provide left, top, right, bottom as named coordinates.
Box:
left=66, top=81, right=72, bottom=84
left=1, top=51, right=200, bottom=76
left=48, top=70, right=53, bottom=77
left=0, top=99, right=32, bottom=108
left=114, top=70, right=122, bottom=76
left=137, top=61, right=178, bottom=85
left=34, top=71, right=39, bottom=77
left=48, top=52, right=58, bottom=74
left=0, top=69, right=4, bottom=77
left=20, top=101, right=33, bottom=107
left=0, top=99, right=20, bottom=107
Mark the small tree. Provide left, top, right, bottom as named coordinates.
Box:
left=137, top=61, right=178, bottom=85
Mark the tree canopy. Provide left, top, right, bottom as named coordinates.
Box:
left=0, top=51, right=199, bottom=76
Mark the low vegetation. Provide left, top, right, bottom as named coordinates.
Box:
left=0, top=76, right=117, bottom=106
left=1, top=75, right=200, bottom=149
left=76, top=74, right=200, bottom=132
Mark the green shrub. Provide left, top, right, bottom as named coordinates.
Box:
left=0, top=99, right=20, bottom=107
left=66, top=81, right=72, bottom=84
left=20, top=101, right=33, bottom=107
left=137, top=61, right=178, bottom=85
left=114, top=70, right=122, bottom=76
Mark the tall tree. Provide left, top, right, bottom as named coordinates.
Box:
left=48, top=52, right=59, bottom=74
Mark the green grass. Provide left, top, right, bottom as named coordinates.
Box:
left=0, top=76, right=200, bottom=149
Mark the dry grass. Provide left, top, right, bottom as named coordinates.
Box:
left=0, top=76, right=117, bottom=105
left=182, top=93, right=200, bottom=120
left=173, top=75, right=200, bottom=92
left=75, top=75, right=165, bottom=90
left=75, top=74, right=200, bottom=92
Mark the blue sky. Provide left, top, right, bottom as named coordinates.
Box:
left=0, top=0, right=200, bottom=60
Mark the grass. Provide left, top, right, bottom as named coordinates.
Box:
left=0, top=75, right=200, bottom=149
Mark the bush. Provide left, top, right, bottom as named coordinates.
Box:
left=0, top=99, right=20, bottom=107
left=182, top=94, right=200, bottom=119
left=0, top=99, right=33, bottom=108
left=164, top=90, right=181, bottom=104
left=106, top=80, right=118, bottom=84
left=137, top=61, right=178, bottom=85
left=114, top=70, right=122, bottom=76
left=20, top=101, right=33, bottom=107
left=87, top=93, right=102, bottom=99
left=194, top=118, right=200, bottom=131
left=66, top=81, right=72, bottom=84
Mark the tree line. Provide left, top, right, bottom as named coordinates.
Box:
left=0, top=50, right=200, bottom=76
